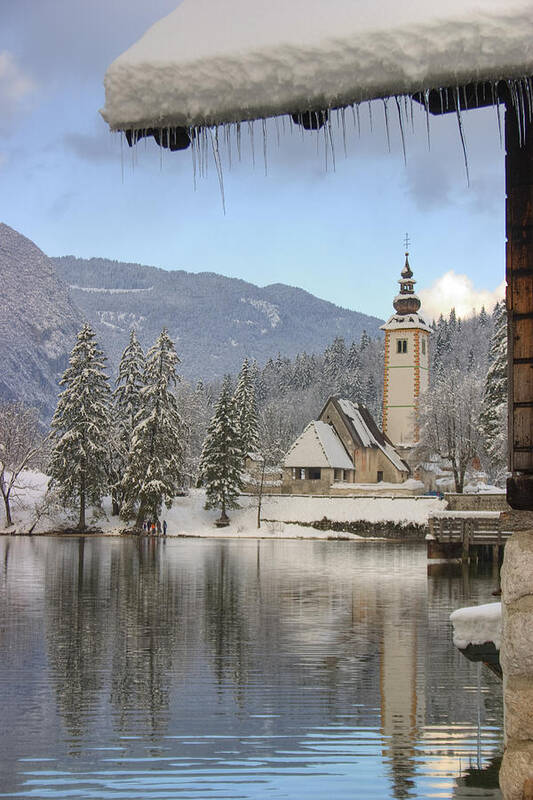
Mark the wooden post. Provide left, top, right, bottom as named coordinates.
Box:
left=462, top=519, right=470, bottom=562
left=505, top=104, right=533, bottom=510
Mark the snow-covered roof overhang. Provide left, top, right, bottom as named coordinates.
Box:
left=101, top=0, right=533, bottom=135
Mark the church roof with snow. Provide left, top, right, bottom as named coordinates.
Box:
left=283, top=420, right=353, bottom=469
left=102, top=0, right=533, bottom=134
left=324, top=397, right=409, bottom=474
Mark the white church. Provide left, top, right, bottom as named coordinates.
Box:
left=281, top=252, right=430, bottom=494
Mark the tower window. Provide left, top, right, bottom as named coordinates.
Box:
left=422, top=339, right=426, bottom=355
left=397, top=339, right=408, bottom=353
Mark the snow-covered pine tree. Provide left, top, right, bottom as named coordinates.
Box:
left=48, top=324, right=111, bottom=530
left=359, top=330, right=371, bottom=351
left=199, top=376, right=243, bottom=524
left=233, top=358, right=259, bottom=458
left=341, top=340, right=363, bottom=401
left=121, top=329, right=185, bottom=527
left=479, top=300, right=508, bottom=484
left=111, top=329, right=145, bottom=514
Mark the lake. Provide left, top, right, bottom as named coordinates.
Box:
left=0, top=536, right=503, bottom=799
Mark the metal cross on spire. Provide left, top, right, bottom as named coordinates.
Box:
left=403, top=232, right=410, bottom=253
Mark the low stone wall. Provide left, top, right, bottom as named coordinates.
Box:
left=264, top=517, right=427, bottom=541
left=330, top=485, right=423, bottom=497
left=445, top=493, right=510, bottom=512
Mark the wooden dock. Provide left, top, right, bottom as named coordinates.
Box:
left=427, top=512, right=512, bottom=562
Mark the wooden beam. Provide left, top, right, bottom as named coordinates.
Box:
left=505, top=106, right=533, bottom=510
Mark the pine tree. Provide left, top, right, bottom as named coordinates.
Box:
left=48, top=324, right=111, bottom=530
left=233, top=358, right=259, bottom=456
left=479, top=301, right=508, bottom=484
left=121, top=329, right=185, bottom=527
left=199, top=376, right=243, bottom=524
left=359, top=330, right=371, bottom=351
left=111, top=329, right=145, bottom=514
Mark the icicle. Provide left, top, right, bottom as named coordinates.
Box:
left=340, top=106, right=347, bottom=158
left=506, top=80, right=521, bottom=146
left=224, top=123, right=232, bottom=171
left=274, top=116, right=281, bottom=149
left=395, top=96, right=407, bottom=165
left=248, top=121, right=255, bottom=168
left=423, top=89, right=431, bottom=151
left=495, top=98, right=503, bottom=148
left=382, top=99, right=391, bottom=153
left=406, top=95, right=414, bottom=134
left=320, top=114, right=335, bottom=172
left=120, top=130, right=125, bottom=184
left=262, top=118, right=268, bottom=176
left=236, top=122, right=242, bottom=162
left=516, top=81, right=527, bottom=143
left=355, top=103, right=361, bottom=137
left=524, top=77, right=533, bottom=123
left=368, top=100, right=373, bottom=132
left=190, top=127, right=197, bottom=191
left=209, top=127, right=226, bottom=214
left=454, top=87, right=470, bottom=185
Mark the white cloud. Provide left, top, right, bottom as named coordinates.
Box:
left=0, top=50, right=35, bottom=115
left=418, top=270, right=504, bottom=321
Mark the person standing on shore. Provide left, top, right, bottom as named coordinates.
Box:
left=163, top=520, right=167, bottom=536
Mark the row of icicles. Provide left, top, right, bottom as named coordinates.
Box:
left=120, top=75, right=533, bottom=211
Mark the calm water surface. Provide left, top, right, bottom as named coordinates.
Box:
left=0, top=536, right=503, bottom=799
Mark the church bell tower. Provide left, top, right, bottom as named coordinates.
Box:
left=381, top=250, right=431, bottom=446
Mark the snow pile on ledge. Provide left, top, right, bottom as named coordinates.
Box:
left=450, top=602, right=502, bottom=650
left=101, top=0, right=533, bottom=130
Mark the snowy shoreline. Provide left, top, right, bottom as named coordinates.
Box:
left=1, top=472, right=445, bottom=540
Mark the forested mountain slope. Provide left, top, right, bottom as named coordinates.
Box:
left=52, top=255, right=383, bottom=380
left=0, top=224, right=82, bottom=420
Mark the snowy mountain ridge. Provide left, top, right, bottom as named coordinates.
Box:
left=0, top=224, right=82, bottom=421
left=52, top=255, right=383, bottom=385
left=0, top=223, right=382, bottom=422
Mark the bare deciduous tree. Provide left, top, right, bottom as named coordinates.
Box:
left=415, top=370, right=483, bottom=493
left=0, top=403, right=43, bottom=527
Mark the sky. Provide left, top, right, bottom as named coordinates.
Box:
left=1, top=0, right=506, bottom=321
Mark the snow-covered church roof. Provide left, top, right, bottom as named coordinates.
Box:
left=283, top=421, right=353, bottom=469
left=335, top=398, right=409, bottom=474
left=101, top=0, right=533, bottom=132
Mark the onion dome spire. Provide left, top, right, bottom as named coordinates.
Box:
left=393, top=250, right=421, bottom=314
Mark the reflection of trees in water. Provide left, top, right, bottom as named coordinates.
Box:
left=45, top=538, right=110, bottom=746
left=109, top=538, right=186, bottom=736
left=38, top=537, right=500, bottom=799
left=45, top=538, right=197, bottom=744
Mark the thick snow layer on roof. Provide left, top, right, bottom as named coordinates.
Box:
left=339, top=399, right=408, bottom=474
left=381, top=312, right=433, bottom=333
left=284, top=421, right=353, bottom=469
left=450, top=602, right=502, bottom=650
left=101, top=0, right=533, bottom=130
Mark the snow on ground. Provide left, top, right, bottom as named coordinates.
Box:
left=450, top=602, right=502, bottom=650
left=102, top=0, right=533, bottom=130
left=1, top=472, right=444, bottom=538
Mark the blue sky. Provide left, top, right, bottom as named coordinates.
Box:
left=1, top=0, right=506, bottom=320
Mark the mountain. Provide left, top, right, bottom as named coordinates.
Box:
left=52, top=256, right=383, bottom=381
left=0, top=224, right=82, bottom=421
